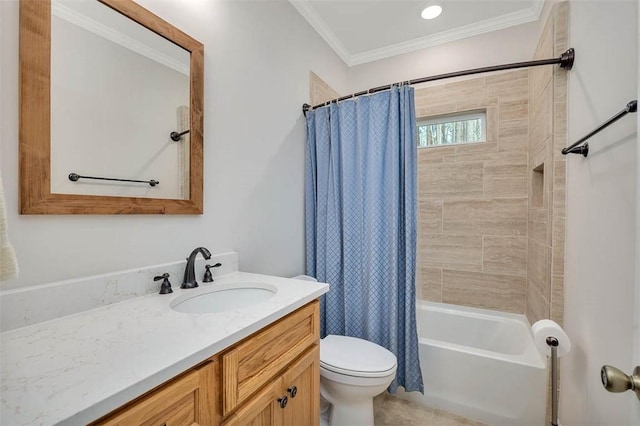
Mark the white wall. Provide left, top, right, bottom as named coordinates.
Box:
left=346, top=18, right=541, bottom=92
left=0, top=0, right=349, bottom=290
left=562, top=1, right=638, bottom=425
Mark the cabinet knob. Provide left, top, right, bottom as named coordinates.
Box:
left=287, top=386, right=298, bottom=398
left=277, top=396, right=288, bottom=409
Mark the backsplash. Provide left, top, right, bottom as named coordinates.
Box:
left=0, top=252, right=238, bottom=332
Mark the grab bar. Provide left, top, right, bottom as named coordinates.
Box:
left=68, top=173, right=159, bottom=187
left=562, top=100, right=637, bottom=157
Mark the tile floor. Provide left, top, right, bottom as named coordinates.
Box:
left=373, top=392, right=489, bottom=426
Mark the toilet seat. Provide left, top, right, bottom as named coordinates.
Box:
left=320, top=335, right=397, bottom=378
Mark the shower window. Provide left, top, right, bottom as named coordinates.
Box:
left=417, top=110, right=486, bottom=147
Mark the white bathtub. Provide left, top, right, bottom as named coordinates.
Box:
left=398, top=301, right=548, bottom=426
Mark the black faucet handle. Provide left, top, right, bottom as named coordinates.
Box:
left=154, top=273, right=173, bottom=294
left=203, top=263, right=222, bottom=283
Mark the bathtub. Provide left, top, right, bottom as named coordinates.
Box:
left=398, top=301, right=548, bottom=426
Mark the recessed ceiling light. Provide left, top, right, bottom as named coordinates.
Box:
left=421, top=4, right=443, bottom=20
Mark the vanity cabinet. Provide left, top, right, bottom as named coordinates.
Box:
left=222, top=346, right=319, bottom=426
left=95, top=359, right=217, bottom=426
left=93, top=301, right=319, bottom=426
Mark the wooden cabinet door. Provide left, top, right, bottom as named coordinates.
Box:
left=222, top=302, right=319, bottom=415
left=221, top=380, right=284, bottom=426
left=98, top=369, right=202, bottom=426
left=95, top=360, right=217, bottom=426
left=280, top=345, right=320, bottom=426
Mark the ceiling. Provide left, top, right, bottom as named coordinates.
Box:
left=289, top=0, right=544, bottom=67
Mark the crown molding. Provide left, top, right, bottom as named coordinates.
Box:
left=288, top=0, right=351, bottom=66
left=290, top=0, right=545, bottom=67
left=52, top=0, right=189, bottom=75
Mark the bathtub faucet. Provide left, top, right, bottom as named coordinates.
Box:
left=181, top=247, right=211, bottom=289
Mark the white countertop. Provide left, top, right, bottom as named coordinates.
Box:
left=0, top=272, right=328, bottom=426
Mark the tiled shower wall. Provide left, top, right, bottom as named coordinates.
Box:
left=309, top=22, right=567, bottom=318
left=309, top=71, right=340, bottom=106
left=526, top=2, right=568, bottom=326
left=415, top=72, right=530, bottom=314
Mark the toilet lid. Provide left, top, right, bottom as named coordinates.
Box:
left=320, top=335, right=397, bottom=377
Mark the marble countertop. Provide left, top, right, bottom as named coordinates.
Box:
left=0, top=272, right=328, bottom=426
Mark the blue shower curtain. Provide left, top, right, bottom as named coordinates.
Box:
left=305, top=85, right=423, bottom=393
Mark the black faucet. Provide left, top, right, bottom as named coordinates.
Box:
left=181, top=247, right=211, bottom=289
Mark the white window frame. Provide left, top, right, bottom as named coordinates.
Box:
left=416, top=110, right=487, bottom=148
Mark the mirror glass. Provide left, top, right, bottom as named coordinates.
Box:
left=50, top=0, right=190, bottom=200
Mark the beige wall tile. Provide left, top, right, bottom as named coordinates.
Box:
left=529, top=207, right=547, bottom=222
left=529, top=82, right=553, bottom=155
left=444, top=149, right=524, bottom=164
left=498, top=135, right=528, bottom=152
left=419, top=162, right=484, bottom=198
left=452, top=141, right=497, bottom=155
left=309, top=71, right=340, bottom=105
left=529, top=219, right=547, bottom=245
left=552, top=186, right=566, bottom=219
left=416, top=103, right=458, bottom=118
left=418, top=151, right=445, bottom=164
left=526, top=284, right=549, bottom=325
left=444, top=77, right=486, bottom=92
left=499, top=118, right=528, bottom=139
left=486, top=69, right=528, bottom=84
left=553, top=2, right=569, bottom=55
left=499, top=100, right=529, bottom=121
left=483, top=236, right=527, bottom=276
left=484, top=162, right=528, bottom=198
left=456, top=98, right=496, bottom=111
left=523, top=0, right=566, bottom=332
left=418, top=267, right=442, bottom=302
left=419, top=199, right=443, bottom=233
left=529, top=141, right=547, bottom=170
left=528, top=239, right=549, bottom=299
left=553, top=160, right=566, bottom=192
left=443, top=270, right=526, bottom=313
left=420, top=234, right=483, bottom=272
left=551, top=275, right=564, bottom=327
left=443, top=198, right=527, bottom=236
left=487, top=77, right=529, bottom=102
left=416, top=70, right=536, bottom=315
left=419, top=146, right=453, bottom=164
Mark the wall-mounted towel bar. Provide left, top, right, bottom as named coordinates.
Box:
left=68, top=173, right=159, bottom=187
left=170, top=129, right=190, bottom=141
left=562, top=99, right=637, bottom=157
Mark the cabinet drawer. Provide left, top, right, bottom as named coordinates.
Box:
left=95, top=360, right=216, bottom=426
left=222, top=301, right=319, bottom=415
left=97, top=371, right=200, bottom=426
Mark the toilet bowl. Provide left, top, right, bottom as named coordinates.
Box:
left=320, top=335, right=397, bottom=426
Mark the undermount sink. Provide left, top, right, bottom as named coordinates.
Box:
left=170, top=283, right=277, bottom=314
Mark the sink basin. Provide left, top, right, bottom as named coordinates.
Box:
left=170, top=283, right=277, bottom=314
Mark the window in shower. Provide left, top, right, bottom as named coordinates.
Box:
left=417, top=110, right=486, bottom=148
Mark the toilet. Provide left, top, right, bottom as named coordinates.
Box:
left=319, top=335, right=397, bottom=426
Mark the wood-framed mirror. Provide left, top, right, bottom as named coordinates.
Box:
left=19, top=0, right=204, bottom=214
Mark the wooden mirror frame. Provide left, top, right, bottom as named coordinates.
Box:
left=19, top=0, right=204, bottom=214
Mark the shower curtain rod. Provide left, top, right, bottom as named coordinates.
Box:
left=302, top=48, right=575, bottom=116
